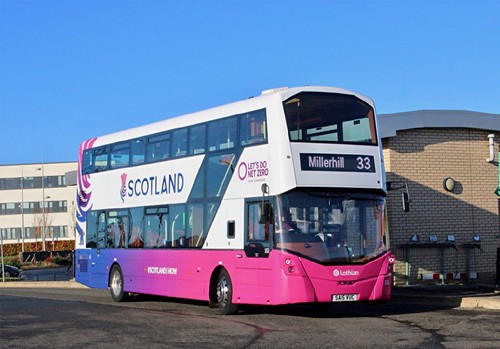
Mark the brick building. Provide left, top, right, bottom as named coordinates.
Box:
left=379, top=110, right=500, bottom=285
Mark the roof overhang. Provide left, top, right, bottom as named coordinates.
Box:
left=379, top=110, right=500, bottom=138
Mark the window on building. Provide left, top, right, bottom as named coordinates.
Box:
left=0, top=178, right=21, bottom=190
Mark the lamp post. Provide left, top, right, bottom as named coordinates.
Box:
left=37, top=163, right=47, bottom=251
left=41, top=164, right=46, bottom=251
left=1, top=229, right=5, bottom=283
left=20, top=167, right=25, bottom=253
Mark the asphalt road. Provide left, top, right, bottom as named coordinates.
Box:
left=1, top=286, right=499, bottom=349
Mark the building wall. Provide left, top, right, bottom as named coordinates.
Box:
left=383, top=128, right=499, bottom=284
left=0, top=162, right=77, bottom=251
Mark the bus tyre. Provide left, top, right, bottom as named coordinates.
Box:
left=216, top=269, right=239, bottom=315
left=109, top=265, right=127, bottom=302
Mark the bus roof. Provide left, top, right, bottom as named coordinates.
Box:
left=86, top=86, right=375, bottom=147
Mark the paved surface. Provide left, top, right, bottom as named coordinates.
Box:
left=1, top=279, right=499, bottom=310
left=392, top=284, right=500, bottom=310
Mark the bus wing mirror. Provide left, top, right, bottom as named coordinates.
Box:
left=258, top=203, right=271, bottom=224
left=258, top=183, right=271, bottom=224
left=402, top=192, right=410, bottom=212
left=387, top=180, right=411, bottom=212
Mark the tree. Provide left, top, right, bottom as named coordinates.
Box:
left=31, top=209, right=53, bottom=251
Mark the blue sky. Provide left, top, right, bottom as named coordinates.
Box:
left=1, top=0, right=499, bottom=164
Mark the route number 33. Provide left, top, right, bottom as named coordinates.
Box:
left=356, top=156, right=371, bottom=171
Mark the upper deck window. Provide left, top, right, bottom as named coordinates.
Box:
left=208, top=116, right=237, bottom=152
left=80, top=108, right=267, bottom=175
left=146, top=133, right=170, bottom=162
left=240, top=109, right=267, bottom=146
left=110, top=142, right=130, bottom=169
left=283, top=92, right=377, bottom=145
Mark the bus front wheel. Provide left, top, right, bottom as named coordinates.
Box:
left=216, top=269, right=239, bottom=315
left=109, top=265, right=127, bottom=302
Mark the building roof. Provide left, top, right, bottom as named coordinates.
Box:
left=378, top=110, right=500, bottom=138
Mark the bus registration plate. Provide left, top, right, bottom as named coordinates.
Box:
left=332, top=294, right=358, bottom=302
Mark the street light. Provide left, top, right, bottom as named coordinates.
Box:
left=1, top=230, right=4, bottom=283
left=19, top=203, right=24, bottom=252
left=20, top=167, right=25, bottom=253
left=37, top=164, right=47, bottom=251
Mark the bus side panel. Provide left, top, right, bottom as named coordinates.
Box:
left=75, top=249, right=111, bottom=290
left=76, top=248, right=317, bottom=306
left=110, top=249, right=209, bottom=300
left=76, top=248, right=392, bottom=306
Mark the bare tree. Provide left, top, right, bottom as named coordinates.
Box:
left=31, top=209, right=53, bottom=251
left=32, top=214, right=43, bottom=251
left=68, top=202, right=77, bottom=240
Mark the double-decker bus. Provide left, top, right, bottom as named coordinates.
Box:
left=75, top=86, right=395, bottom=314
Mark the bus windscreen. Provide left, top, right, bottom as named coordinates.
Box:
left=283, top=92, right=377, bottom=145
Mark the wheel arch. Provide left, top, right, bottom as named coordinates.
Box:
left=108, top=262, right=122, bottom=288
left=209, top=265, right=225, bottom=303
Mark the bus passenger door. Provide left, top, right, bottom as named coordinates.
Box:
left=244, top=201, right=272, bottom=258
left=88, top=211, right=109, bottom=288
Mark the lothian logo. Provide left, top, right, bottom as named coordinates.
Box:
left=120, top=173, right=127, bottom=202
left=333, top=269, right=359, bottom=277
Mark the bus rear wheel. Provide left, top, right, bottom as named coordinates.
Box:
left=216, top=269, right=239, bottom=315
left=109, top=265, right=127, bottom=302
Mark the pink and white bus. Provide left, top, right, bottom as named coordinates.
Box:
left=75, top=86, right=395, bottom=314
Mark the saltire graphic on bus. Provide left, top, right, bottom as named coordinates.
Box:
left=120, top=173, right=127, bottom=202
left=76, top=137, right=97, bottom=246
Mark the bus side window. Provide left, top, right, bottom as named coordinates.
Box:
left=105, top=221, right=115, bottom=248
left=110, top=142, right=130, bottom=169
left=82, top=149, right=93, bottom=175
left=129, top=207, right=144, bottom=248
left=247, top=202, right=271, bottom=241
left=86, top=211, right=99, bottom=247
left=189, top=124, right=206, bottom=155
left=96, top=211, right=107, bottom=249
left=144, top=206, right=168, bottom=248
left=146, top=133, right=170, bottom=163
left=131, top=138, right=145, bottom=165
left=208, top=116, right=237, bottom=151
left=188, top=204, right=204, bottom=247
left=94, top=147, right=109, bottom=173
left=172, top=128, right=188, bottom=157
left=144, top=215, right=161, bottom=248
left=170, top=205, right=187, bottom=247
left=240, top=109, right=267, bottom=146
